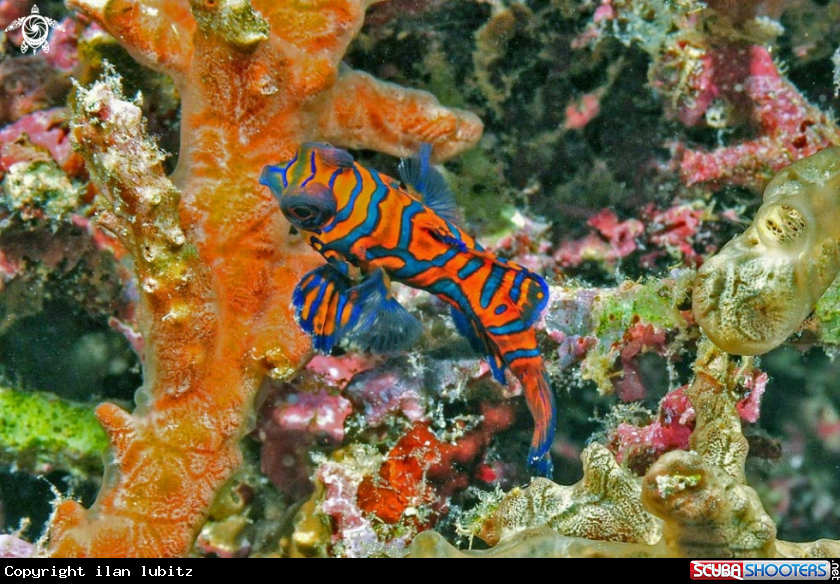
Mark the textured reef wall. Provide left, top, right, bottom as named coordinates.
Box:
left=1, top=0, right=840, bottom=558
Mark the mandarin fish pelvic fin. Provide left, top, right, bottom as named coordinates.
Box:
left=450, top=306, right=506, bottom=384
left=293, top=265, right=422, bottom=354
left=398, top=143, right=461, bottom=223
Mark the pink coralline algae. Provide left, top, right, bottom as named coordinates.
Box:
left=0, top=108, right=84, bottom=177
left=582, top=1, right=840, bottom=192
left=555, top=209, right=643, bottom=270
left=0, top=13, right=80, bottom=125
left=609, top=368, right=768, bottom=474
left=344, top=361, right=427, bottom=428
left=588, top=210, right=644, bottom=261
left=0, top=58, right=71, bottom=125
left=736, top=370, right=767, bottom=424
left=554, top=203, right=709, bottom=272
left=609, top=386, right=695, bottom=474
left=259, top=353, right=432, bottom=500
left=0, top=534, right=37, bottom=558
left=676, top=45, right=840, bottom=190
left=0, top=1, right=29, bottom=50
left=564, top=93, right=601, bottom=130
left=613, top=323, right=668, bottom=403
left=259, top=388, right=353, bottom=499
left=555, top=205, right=709, bottom=271
left=641, top=204, right=705, bottom=267
left=306, top=354, right=381, bottom=390
left=42, top=17, right=82, bottom=72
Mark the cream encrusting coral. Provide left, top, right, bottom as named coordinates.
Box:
left=694, top=147, right=840, bottom=355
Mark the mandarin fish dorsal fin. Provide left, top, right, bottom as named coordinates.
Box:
left=303, top=142, right=355, bottom=170
left=398, top=143, right=461, bottom=223
left=348, top=270, right=423, bottom=353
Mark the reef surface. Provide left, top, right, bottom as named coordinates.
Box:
left=0, top=0, right=839, bottom=558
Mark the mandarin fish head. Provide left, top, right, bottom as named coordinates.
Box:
left=261, top=143, right=356, bottom=231
left=259, top=162, right=337, bottom=230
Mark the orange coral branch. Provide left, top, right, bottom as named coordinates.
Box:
left=49, top=0, right=482, bottom=557
left=319, top=68, right=484, bottom=161
left=50, top=76, right=229, bottom=557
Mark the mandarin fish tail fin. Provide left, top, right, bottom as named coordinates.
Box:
left=510, top=357, right=556, bottom=478
left=447, top=252, right=554, bottom=476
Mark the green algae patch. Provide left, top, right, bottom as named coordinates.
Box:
left=579, top=274, right=693, bottom=394
left=814, top=276, right=840, bottom=347
left=0, top=386, right=107, bottom=477
left=592, top=277, right=690, bottom=340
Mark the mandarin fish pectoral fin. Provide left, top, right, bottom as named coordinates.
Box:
left=346, top=270, right=423, bottom=353
left=292, top=265, right=422, bottom=355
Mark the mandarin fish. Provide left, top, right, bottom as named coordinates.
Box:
left=260, top=142, right=556, bottom=476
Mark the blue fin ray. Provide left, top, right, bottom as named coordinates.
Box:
left=347, top=271, right=423, bottom=353
left=292, top=265, right=361, bottom=353
left=450, top=306, right=506, bottom=384
left=398, top=143, right=461, bottom=223
left=293, top=266, right=422, bottom=354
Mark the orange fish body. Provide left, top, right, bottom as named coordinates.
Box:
left=261, top=143, right=556, bottom=476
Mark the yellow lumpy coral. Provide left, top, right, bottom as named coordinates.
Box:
left=693, top=146, right=840, bottom=355
left=475, top=445, right=662, bottom=547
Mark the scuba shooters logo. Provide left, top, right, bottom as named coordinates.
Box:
left=691, top=560, right=838, bottom=581
left=4, top=4, right=64, bottom=54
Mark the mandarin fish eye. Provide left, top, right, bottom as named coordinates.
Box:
left=280, top=183, right=337, bottom=230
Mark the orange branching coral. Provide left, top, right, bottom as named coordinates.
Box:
left=48, top=0, right=482, bottom=558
